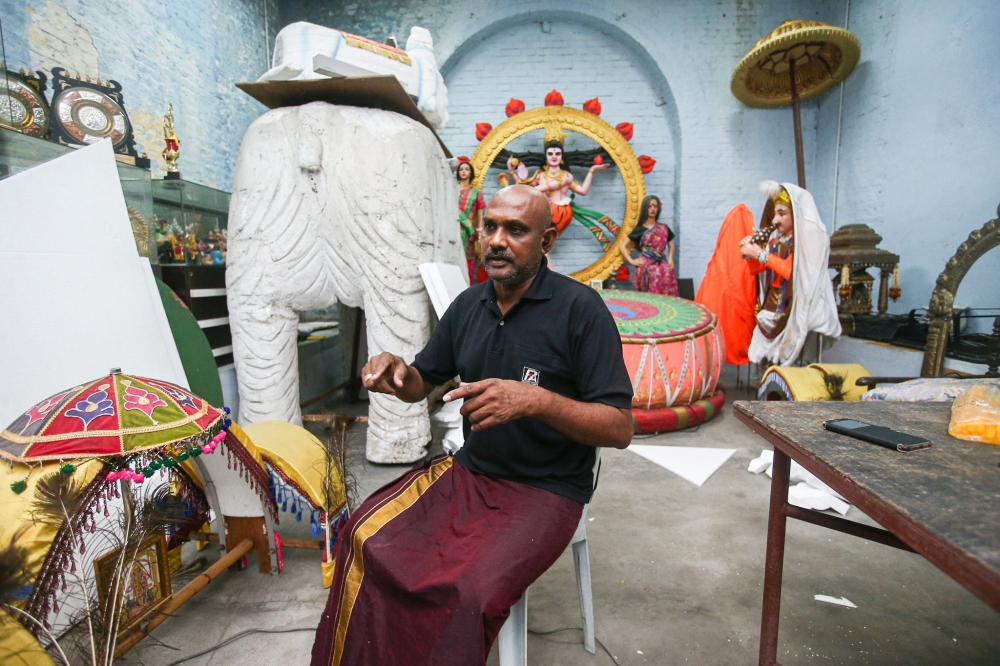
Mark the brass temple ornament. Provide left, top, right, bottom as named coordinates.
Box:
left=470, top=104, right=647, bottom=284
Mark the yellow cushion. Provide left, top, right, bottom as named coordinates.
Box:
left=241, top=421, right=346, bottom=513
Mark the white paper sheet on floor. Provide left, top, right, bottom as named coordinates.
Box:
left=748, top=449, right=851, bottom=515
left=629, top=445, right=736, bottom=487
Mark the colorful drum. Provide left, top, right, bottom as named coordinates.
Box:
left=602, top=292, right=725, bottom=432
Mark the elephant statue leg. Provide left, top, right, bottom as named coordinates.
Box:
left=362, top=282, right=433, bottom=463
left=230, top=296, right=303, bottom=425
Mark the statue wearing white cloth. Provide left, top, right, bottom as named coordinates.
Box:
left=739, top=181, right=841, bottom=365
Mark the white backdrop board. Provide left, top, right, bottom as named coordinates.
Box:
left=0, top=140, right=187, bottom=426
left=419, top=262, right=469, bottom=319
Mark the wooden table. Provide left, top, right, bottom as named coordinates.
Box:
left=734, top=400, right=1000, bottom=666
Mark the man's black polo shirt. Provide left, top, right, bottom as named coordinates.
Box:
left=411, top=260, right=633, bottom=504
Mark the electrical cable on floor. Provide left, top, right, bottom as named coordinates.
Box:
left=528, top=626, right=621, bottom=664
left=162, top=625, right=622, bottom=665
left=161, top=627, right=316, bottom=666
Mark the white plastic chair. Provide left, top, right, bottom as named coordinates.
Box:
left=497, top=505, right=595, bottom=664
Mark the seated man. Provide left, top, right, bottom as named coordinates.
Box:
left=311, top=185, right=634, bottom=666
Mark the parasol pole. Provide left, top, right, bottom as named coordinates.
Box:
left=789, top=58, right=806, bottom=188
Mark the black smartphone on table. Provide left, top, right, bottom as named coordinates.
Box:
left=823, top=418, right=932, bottom=452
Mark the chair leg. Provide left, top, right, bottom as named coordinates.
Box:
left=498, top=589, right=528, bottom=666
left=573, top=540, right=596, bottom=654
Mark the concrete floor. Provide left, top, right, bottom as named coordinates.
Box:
left=122, top=374, right=1000, bottom=665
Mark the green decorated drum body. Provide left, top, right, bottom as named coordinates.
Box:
left=602, top=292, right=724, bottom=409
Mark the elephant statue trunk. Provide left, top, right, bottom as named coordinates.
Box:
left=228, top=102, right=464, bottom=462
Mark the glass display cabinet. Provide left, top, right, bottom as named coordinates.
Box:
left=151, top=179, right=230, bottom=266
left=152, top=179, right=234, bottom=367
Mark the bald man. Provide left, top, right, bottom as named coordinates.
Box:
left=311, top=185, right=634, bottom=666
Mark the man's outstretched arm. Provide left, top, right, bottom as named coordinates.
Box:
left=444, top=379, right=633, bottom=449
left=361, top=352, right=436, bottom=403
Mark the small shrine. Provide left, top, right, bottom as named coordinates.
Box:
left=828, top=223, right=901, bottom=335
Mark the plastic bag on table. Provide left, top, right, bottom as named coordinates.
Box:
left=948, top=384, right=1000, bottom=445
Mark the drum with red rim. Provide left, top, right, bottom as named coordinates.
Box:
left=602, top=291, right=725, bottom=433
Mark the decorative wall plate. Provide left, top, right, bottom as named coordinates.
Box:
left=48, top=67, right=139, bottom=158
left=0, top=69, right=49, bottom=137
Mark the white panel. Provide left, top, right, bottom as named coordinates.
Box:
left=419, top=262, right=469, bottom=319
left=0, top=140, right=187, bottom=427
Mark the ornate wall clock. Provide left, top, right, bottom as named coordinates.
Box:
left=0, top=69, right=50, bottom=138
left=48, top=67, right=140, bottom=160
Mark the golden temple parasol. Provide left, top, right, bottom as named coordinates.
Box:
left=731, top=20, right=860, bottom=188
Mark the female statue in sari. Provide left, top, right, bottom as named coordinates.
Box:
left=456, top=157, right=486, bottom=283
left=619, top=195, right=679, bottom=295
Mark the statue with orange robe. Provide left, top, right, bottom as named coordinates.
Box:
left=695, top=203, right=757, bottom=365
left=738, top=181, right=841, bottom=365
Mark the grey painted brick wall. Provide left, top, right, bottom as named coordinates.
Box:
left=436, top=18, right=676, bottom=276
left=284, top=0, right=1000, bottom=325
left=3, top=0, right=997, bottom=323
left=0, top=0, right=279, bottom=189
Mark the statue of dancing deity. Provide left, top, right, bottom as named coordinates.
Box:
left=506, top=125, right=609, bottom=236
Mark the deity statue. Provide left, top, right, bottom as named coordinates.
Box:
left=506, top=123, right=609, bottom=236
left=619, top=195, right=678, bottom=295
left=738, top=180, right=841, bottom=365
left=456, top=156, right=486, bottom=283
left=162, top=103, right=181, bottom=179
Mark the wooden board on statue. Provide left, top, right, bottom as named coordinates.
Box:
left=236, top=75, right=451, bottom=157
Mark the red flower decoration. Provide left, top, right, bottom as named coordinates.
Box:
left=615, top=265, right=630, bottom=282
left=593, top=155, right=603, bottom=165
left=475, top=123, right=493, bottom=141
left=544, top=90, right=564, bottom=107
left=505, top=98, right=525, bottom=117
left=123, top=385, right=168, bottom=423
left=616, top=122, right=634, bottom=141
left=583, top=98, right=602, bottom=116
left=638, top=155, right=656, bottom=174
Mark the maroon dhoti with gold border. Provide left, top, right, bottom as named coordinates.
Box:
left=310, top=455, right=583, bottom=666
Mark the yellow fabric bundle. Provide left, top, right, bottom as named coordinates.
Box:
left=949, top=384, right=1000, bottom=445
left=241, top=420, right=345, bottom=512
left=0, top=610, right=55, bottom=666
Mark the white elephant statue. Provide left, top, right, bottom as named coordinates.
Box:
left=227, top=101, right=465, bottom=463
left=260, top=22, right=449, bottom=129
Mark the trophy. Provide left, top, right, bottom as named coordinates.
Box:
left=162, top=102, right=181, bottom=179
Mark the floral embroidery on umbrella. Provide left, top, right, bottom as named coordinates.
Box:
left=64, top=389, right=115, bottom=430
left=25, top=389, right=75, bottom=426
left=159, top=384, right=196, bottom=410
left=123, top=386, right=168, bottom=424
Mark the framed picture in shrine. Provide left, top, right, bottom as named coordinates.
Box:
left=93, top=533, right=172, bottom=634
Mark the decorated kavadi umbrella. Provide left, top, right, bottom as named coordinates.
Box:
left=731, top=20, right=860, bottom=188
left=0, top=370, right=275, bottom=632
left=0, top=369, right=268, bottom=507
